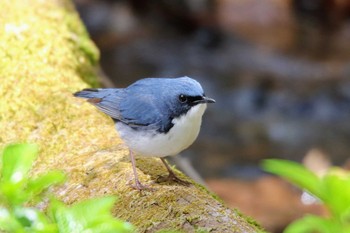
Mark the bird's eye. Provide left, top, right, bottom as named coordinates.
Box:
left=178, top=94, right=187, bottom=103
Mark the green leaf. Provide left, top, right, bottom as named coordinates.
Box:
left=1, top=144, right=38, bottom=184
left=0, top=179, right=29, bottom=205
left=27, top=171, right=66, bottom=198
left=340, top=205, right=350, bottom=224
left=0, top=207, right=24, bottom=232
left=49, top=200, right=71, bottom=233
left=14, top=207, right=57, bottom=233
left=87, top=220, right=134, bottom=233
left=0, top=143, right=133, bottom=233
left=284, top=215, right=341, bottom=233
left=321, top=169, right=350, bottom=217
left=0, top=144, right=39, bottom=205
left=69, top=196, right=117, bottom=222
left=262, top=159, right=323, bottom=199
left=51, top=197, right=134, bottom=233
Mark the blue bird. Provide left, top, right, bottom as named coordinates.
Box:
left=74, top=76, right=215, bottom=190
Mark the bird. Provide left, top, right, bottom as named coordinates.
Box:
left=74, top=76, right=215, bottom=190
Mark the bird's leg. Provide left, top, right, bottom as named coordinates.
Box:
left=129, top=150, right=152, bottom=190
left=159, top=158, right=191, bottom=186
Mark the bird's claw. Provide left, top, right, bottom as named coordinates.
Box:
left=131, top=180, right=154, bottom=191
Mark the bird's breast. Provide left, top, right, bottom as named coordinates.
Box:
left=116, top=104, right=207, bottom=157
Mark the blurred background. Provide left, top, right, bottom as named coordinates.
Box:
left=73, top=0, right=350, bottom=232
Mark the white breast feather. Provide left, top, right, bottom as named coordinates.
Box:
left=116, top=104, right=207, bottom=157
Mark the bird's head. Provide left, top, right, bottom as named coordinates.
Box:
left=126, top=76, right=215, bottom=123
left=161, top=77, right=215, bottom=118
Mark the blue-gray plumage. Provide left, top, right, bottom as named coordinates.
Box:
left=74, top=76, right=215, bottom=190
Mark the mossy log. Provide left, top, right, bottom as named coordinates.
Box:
left=0, top=0, right=263, bottom=232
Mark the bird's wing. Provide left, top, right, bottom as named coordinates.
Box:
left=74, top=88, right=124, bottom=120
left=117, top=90, right=164, bottom=130
left=74, top=88, right=164, bottom=130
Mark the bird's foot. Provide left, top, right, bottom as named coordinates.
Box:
left=157, top=172, right=192, bottom=186
left=159, top=158, right=192, bottom=186
left=130, top=179, right=154, bottom=191
left=129, top=150, right=154, bottom=191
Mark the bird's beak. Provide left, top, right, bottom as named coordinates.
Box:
left=201, top=96, right=216, bottom=104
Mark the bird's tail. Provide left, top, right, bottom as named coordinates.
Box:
left=73, top=88, right=104, bottom=99
left=74, top=88, right=123, bottom=105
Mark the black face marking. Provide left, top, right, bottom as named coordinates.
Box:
left=179, top=95, right=204, bottom=106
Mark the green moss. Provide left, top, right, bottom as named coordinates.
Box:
left=63, top=2, right=100, bottom=87
left=0, top=0, right=111, bottom=155
left=234, top=208, right=266, bottom=232
left=195, top=228, right=211, bottom=233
